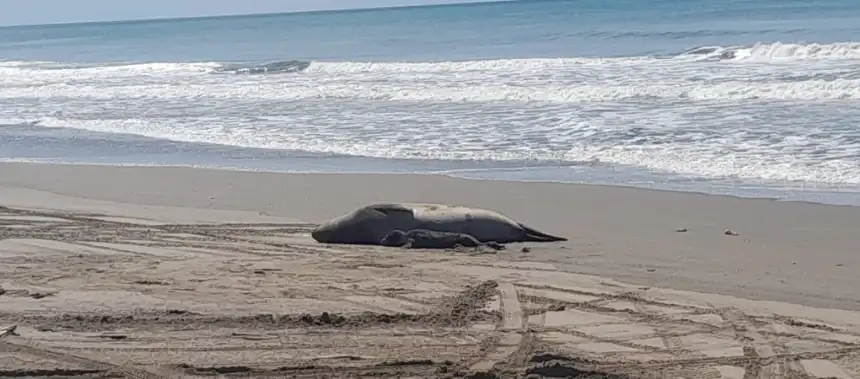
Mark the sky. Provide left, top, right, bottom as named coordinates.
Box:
left=0, top=0, right=498, bottom=27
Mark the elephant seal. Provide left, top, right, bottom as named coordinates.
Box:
left=311, top=203, right=567, bottom=245
left=380, top=228, right=505, bottom=250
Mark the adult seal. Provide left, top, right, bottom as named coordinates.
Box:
left=311, top=203, right=567, bottom=245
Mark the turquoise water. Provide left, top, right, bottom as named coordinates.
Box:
left=3, top=0, right=860, bottom=204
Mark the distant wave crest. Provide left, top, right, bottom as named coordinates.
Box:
left=676, top=41, right=860, bottom=62
left=3, top=41, right=860, bottom=76
left=213, top=60, right=312, bottom=75
left=0, top=59, right=311, bottom=75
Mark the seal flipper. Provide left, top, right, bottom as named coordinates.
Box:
left=519, top=224, right=567, bottom=242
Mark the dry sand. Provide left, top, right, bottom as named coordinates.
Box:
left=1, top=161, right=860, bottom=378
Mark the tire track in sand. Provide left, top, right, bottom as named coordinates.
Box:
left=468, top=282, right=531, bottom=376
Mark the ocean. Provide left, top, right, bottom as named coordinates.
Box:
left=2, top=0, right=860, bottom=205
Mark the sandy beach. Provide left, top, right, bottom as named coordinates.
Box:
left=3, top=161, right=860, bottom=378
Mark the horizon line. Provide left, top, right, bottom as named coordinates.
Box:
left=0, top=0, right=514, bottom=29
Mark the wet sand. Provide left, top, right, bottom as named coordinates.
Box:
left=2, top=162, right=860, bottom=378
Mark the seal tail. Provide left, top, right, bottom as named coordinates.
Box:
left=519, top=224, right=568, bottom=242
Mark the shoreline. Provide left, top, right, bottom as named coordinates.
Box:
left=2, top=161, right=860, bottom=311
left=3, top=159, right=859, bottom=209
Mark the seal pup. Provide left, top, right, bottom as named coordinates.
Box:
left=311, top=203, right=566, bottom=245
left=380, top=228, right=505, bottom=250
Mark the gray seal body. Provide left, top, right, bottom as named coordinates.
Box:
left=311, top=203, right=566, bottom=245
